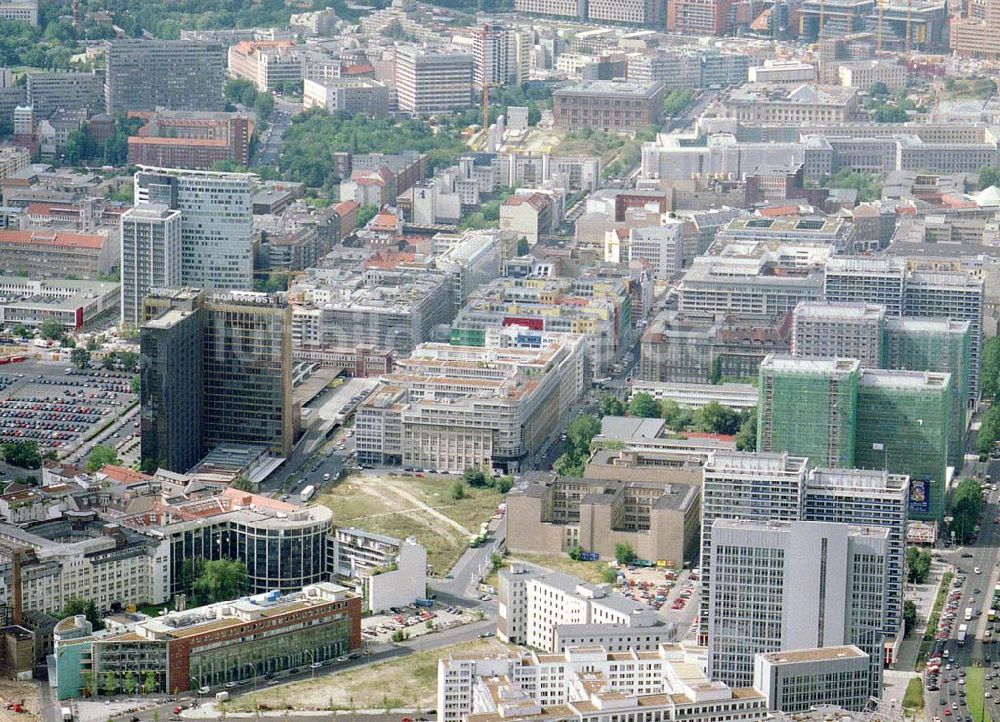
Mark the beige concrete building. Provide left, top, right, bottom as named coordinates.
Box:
left=584, top=448, right=705, bottom=485
left=506, top=474, right=699, bottom=565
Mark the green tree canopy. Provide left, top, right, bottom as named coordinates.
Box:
left=192, top=559, right=249, bottom=605
left=905, top=546, right=932, bottom=583
left=39, top=318, right=64, bottom=341
left=734, top=412, right=758, bottom=452
left=61, top=597, right=103, bottom=630
left=2, top=440, right=40, bottom=469
left=70, top=347, right=91, bottom=370
left=951, top=478, right=984, bottom=543
left=980, top=166, right=1000, bottom=191
left=614, top=543, right=636, bottom=565
left=598, top=394, right=626, bottom=417
left=628, top=392, right=660, bottom=418
left=85, top=444, right=120, bottom=472
left=694, top=401, right=743, bottom=435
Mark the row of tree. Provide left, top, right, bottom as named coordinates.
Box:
left=603, top=392, right=757, bottom=450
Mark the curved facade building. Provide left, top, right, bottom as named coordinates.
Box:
left=166, top=504, right=333, bottom=595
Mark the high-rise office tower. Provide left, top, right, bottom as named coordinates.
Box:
left=951, top=0, right=1000, bottom=60
left=473, top=23, right=527, bottom=89
left=104, top=40, right=225, bottom=114
left=823, top=257, right=905, bottom=316
left=708, top=519, right=888, bottom=700
left=804, top=468, right=909, bottom=663
left=854, top=369, right=951, bottom=522
left=700, top=451, right=808, bottom=640
left=882, top=317, right=971, bottom=468
left=903, top=269, right=983, bottom=401
left=140, top=289, right=295, bottom=472
left=134, top=168, right=254, bottom=291
left=120, top=202, right=182, bottom=327
left=395, top=45, right=474, bottom=114
left=757, top=355, right=860, bottom=468
left=824, top=257, right=983, bottom=401
left=791, top=302, right=885, bottom=368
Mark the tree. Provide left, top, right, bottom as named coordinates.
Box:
left=12, top=324, right=30, bottom=339
left=553, top=452, right=584, bottom=477
left=598, top=394, right=626, bottom=417
left=517, top=237, right=530, bottom=256
left=567, top=544, right=583, bottom=561
left=977, top=405, right=1000, bottom=458
left=870, top=81, right=890, bottom=97
left=628, top=392, right=659, bottom=418
left=86, top=335, right=100, bottom=351
left=61, top=598, right=103, bottom=630
left=694, top=401, right=742, bottom=435
left=85, top=444, right=120, bottom=472
left=983, top=336, right=1000, bottom=400
left=950, top=478, right=984, bottom=543
left=130, top=376, right=140, bottom=396
left=462, top=468, right=489, bottom=488
left=906, top=546, right=932, bottom=583
left=143, top=669, right=158, bottom=694
left=2, top=440, right=41, bottom=469
left=355, top=204, right=378, bottom=228
left=39, top=318, right=64, bottom=341
left=102, top=671, right=117, bottom=696
left=660, top=399, right=693, bottom=431
left=449, top=479, right=465, bottom=500
left=101, top=352, right=118, bottom=370
left=494, top=475, right=514, bottom=494
left=81, top=670, right=96, bottom=697
left=566, top=414, right=600, bottom=458
left=119, top=351, right=138, bottom=371
left=70, top=347, right=91, bottom=370
left=734, top=413, right=758, bottom=452
left=192, top=559, right=249, bottom=605
left=231, top=475, right=253, bottom=491
left=123, top=671, right=137, bottom=695
left=599, top=565, right=618, bottom=584
left=874, top=105, right=909, bottom=123
left=903, top=599, right=917, bottom=634
left=489, top=552, right=503, bottom=573
left=979, top=166, right=1000, bottom=191
left=614, top=543, right=636, bottom=565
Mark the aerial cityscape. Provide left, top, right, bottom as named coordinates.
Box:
left=0, top=1, right=993, bottom=722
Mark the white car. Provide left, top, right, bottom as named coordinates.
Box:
left=976, top=567, right=983, bottom=574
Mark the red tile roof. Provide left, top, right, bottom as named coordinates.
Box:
left=0, top=229, right=104, bottom=249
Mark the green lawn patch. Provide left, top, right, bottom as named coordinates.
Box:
left=968, top=666, right=985, bottom=722
left=903, top=677, right=924, bottom=713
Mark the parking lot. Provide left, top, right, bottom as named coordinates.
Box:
left=362, top=602, right=479, bottom=644
left=616, top=565, right=699, bottom=614
left=0, top=361, right=136, bottom=453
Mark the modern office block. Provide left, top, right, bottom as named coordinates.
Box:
left=882, top=317, right=971, bottom=468
left=104, top=40, right=225, bottom=114
left=754, top=646, right=872, bottom=712
left=395, top=45, right=473, bottom=114
left=804, top=468, right=909, bottom=662
left=140, top=289, right=295, bottom=472
left=134, top=168, right=253, bottom=291
left=791, top=302, right=885, bottom=368
left=120, top=202, right=182, bottom=327
left=854, top=369, right=950, bottom=522
left=758, top=355, right=860, bottom=468
left=708, top=519, right=887, bottom=700
left=700, top=451, right=808, bottom=639
left=26, top=71, right=105, bottom=119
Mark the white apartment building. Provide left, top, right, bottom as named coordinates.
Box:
left=120, top=202, right=182, bottom=327
left=0, top=518, right=169, bottom=616
left=473, top=23, right=529, bottom=88
left=302, top=77, right=388, bottom=117
left=396, top=45, right=474, bottom=114
left=0, top=146, right=29, bottom=179
left=357, top=338, right=587, bottom=473
left=837, top=60, right=907, bottom=91
left=439, top=644, right=767, bottom=722
left=498, top=565, right=663, bottom=652
left=707, top=519, right=888, bottom=700
left=134, top=167, right=254, bottom=291
left=627, top=219, right=685, bottom=281
left=330, top=528, right=427, bottom=613
left=790, top=301, right=886, bottom=368
left=753, top=646, right=872, bottom=712
left=514, top=0, right=585, bottom=18
left=748, top=61, right=817, bottom=84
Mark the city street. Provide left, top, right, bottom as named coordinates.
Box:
left=925, top=484, right=1000, bottom=722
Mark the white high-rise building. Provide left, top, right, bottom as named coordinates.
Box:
left=804, top=468, right=909, bottom=661
left=120, top=202, right=182, bottom=327
left=133, top=167, right=254, bottom=291
left=700, top=451, right=808, bottom=638
left=708, top=519, right=888, bottom=700
left=395, top=45, right=473, bottom=114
